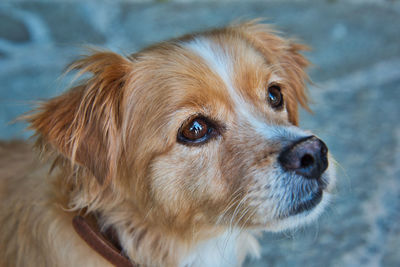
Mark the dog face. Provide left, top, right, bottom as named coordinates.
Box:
left=30, top=22, right=335, bottom=240
left=135, top=25, right=335, bottom=232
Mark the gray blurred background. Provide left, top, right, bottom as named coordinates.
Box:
left=1, top=0, right=399, bottom=266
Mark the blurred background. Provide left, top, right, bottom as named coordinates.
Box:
left=0, top=0, right=399, bottom=266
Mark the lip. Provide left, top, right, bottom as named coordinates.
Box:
left=288, top=188, right=323, bottom=216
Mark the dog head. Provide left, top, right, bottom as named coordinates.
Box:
left=29, top=21, right=335, bottom=261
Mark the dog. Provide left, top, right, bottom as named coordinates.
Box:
left=0, top=21, right=335, bottom=267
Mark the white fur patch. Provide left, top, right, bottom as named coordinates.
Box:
left=185, top=38, right=235, bottom=100
left=180, top=229, right=260, bottom=267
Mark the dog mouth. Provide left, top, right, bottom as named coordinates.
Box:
left=287, top=188, right=323, bottom=216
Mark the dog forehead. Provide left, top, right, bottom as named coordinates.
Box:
left=183, top=36, right=261, bottom=107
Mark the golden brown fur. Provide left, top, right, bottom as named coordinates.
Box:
left=0, top=22, right=334, bottom=267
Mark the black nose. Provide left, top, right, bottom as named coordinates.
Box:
left=278, top=136, right=328, bottom=180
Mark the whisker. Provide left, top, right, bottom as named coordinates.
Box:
left=230, top=194, right=251, bottom=231
left=216, top=187, right=244, bottom=225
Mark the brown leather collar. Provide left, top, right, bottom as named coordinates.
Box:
left=72, top=215, right=138, bottom=267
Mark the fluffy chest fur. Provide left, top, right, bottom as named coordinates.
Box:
left=180, top=230, right=260, bottom=267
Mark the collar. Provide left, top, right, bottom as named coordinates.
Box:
left=72, top=215, right=138, bottom=267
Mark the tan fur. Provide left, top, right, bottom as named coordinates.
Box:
left=0, top=22, right=332, bottom=267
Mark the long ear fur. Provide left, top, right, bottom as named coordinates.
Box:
left=28, top=51, right=134, bottom=184
left=234, top=21, right=311, bottom=125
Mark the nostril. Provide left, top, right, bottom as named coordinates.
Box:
left=300, top=154, right=314, bottom=168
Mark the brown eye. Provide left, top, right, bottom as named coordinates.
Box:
left=267, top=85, right=283, bottom=109
left=177, top=116, right=217, bottom=145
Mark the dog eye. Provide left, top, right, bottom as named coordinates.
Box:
left=267, top=85, right=283, bottom=109
left=177, top=116, right=217, bottom=145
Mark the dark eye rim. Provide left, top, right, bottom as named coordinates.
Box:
left=177, top=115, right=220, bottom=146
left=267, top=84, right=284, bottom=110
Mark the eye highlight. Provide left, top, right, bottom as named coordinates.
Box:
left=267, top=84, right=284, bottom=109
left=177, top=116, right=219, bottom=145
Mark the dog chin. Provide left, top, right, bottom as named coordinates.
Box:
left=264, top=163, right=336, bottom=233
left=265, top=192, right=332, bottom=232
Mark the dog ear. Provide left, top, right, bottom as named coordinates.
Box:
left=28, top=51, right=134, bottom=184
left=235, top=21, right=310, bottom=125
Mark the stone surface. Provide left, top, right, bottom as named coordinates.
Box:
left=20, top=2, right=107, bottom=45
left=0, top=1, right=399, bottom=266
left=0, top=11, right=30, bottom=43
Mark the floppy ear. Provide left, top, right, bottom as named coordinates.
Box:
left=235, top=21, right=310, bottom=125
left=28, top=51, right=134, bottom=184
